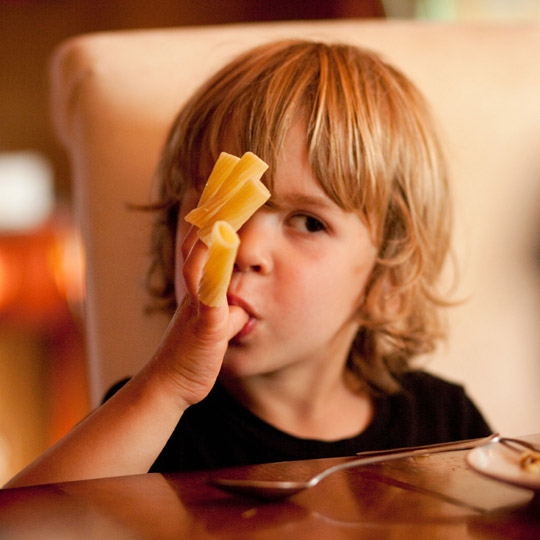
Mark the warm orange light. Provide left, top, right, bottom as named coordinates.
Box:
left=0, top=218, right=85, bottom=328
left=49, top=226, right=85, bottom=314
left=0, top=217, right=90, bottom=452
left=0, top=251, right=7, bottom=309
left=0, top=246, right=20, bottom=312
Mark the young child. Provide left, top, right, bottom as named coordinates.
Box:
left=5, top=39, right=491, bottom=488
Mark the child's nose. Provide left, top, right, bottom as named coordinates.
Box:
left=234, top=213, right=273, bottom=274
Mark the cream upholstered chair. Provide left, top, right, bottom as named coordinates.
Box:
left=50, top=20, right=540, bottom=436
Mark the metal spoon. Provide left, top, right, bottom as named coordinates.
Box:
left=208, top=433, right=499, bottom=500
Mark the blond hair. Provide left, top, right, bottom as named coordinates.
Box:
left=147, top=39, right=452, bottom=394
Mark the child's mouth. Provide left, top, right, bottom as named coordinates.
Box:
left=227, top=294, right=257, bottom=341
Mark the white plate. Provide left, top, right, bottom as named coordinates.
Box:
left=466, top=442, right=540, bottom=491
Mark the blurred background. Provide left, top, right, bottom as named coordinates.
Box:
left=1, top=0, right=539, bottom=484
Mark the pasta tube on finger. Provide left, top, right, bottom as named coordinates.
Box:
left=198, top=221, right=240, bottom=307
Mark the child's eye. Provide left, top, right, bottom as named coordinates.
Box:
left=288, top=214, right=327, bottom=234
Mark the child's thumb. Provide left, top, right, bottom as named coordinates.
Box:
left=227, top=305, right=250, bottom=340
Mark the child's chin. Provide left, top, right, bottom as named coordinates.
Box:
left=220, top=355, right=256, bottom=379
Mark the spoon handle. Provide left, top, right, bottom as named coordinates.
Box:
left=309, top=433, right=499, bottom=487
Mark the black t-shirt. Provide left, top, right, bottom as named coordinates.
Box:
left=119, top=370, right=490, bottom=473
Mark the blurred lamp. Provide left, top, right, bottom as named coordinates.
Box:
left=0, top=151, right=54, bottom=232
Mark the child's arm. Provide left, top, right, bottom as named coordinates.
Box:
left=3, top=232, right=248, bottom=488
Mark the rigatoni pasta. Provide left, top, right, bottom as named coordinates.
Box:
left=197, top=152, right=240, bottom=207
left=198, top=221, right=240, bottom=307
left=185, top=151, right=270, bottom=245
left=187, top=151, right=270, bottom=306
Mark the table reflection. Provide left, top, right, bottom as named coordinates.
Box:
left=0, top=447, right=538, bottom=539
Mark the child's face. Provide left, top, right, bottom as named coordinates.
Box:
left=176, top=123, right=377, bottom=380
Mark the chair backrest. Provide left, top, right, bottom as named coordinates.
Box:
left=50, top=20, right=540, bottom=435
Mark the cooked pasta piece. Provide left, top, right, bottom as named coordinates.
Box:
left=196, top=176, right=270, bottom=244
left=198, top=152, right=240, bottom=207
left=198, top=221, right=240, bottom=306
left=185, top=151, right=269, bottom=244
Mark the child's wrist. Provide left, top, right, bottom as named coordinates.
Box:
left=132, top=362, right=194, bottom=415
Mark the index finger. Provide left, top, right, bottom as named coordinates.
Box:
left=182, top=231, right=208, bottom=300
left=181, top=224, right=199, bottom=262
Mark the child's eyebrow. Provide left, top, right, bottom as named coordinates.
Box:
left=265, top=192, right=335, bottom=211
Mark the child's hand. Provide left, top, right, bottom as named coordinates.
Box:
left=149, top=226, right=248, bottom=409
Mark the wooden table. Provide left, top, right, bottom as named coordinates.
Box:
left=1, top=440, right=539, bottom=539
